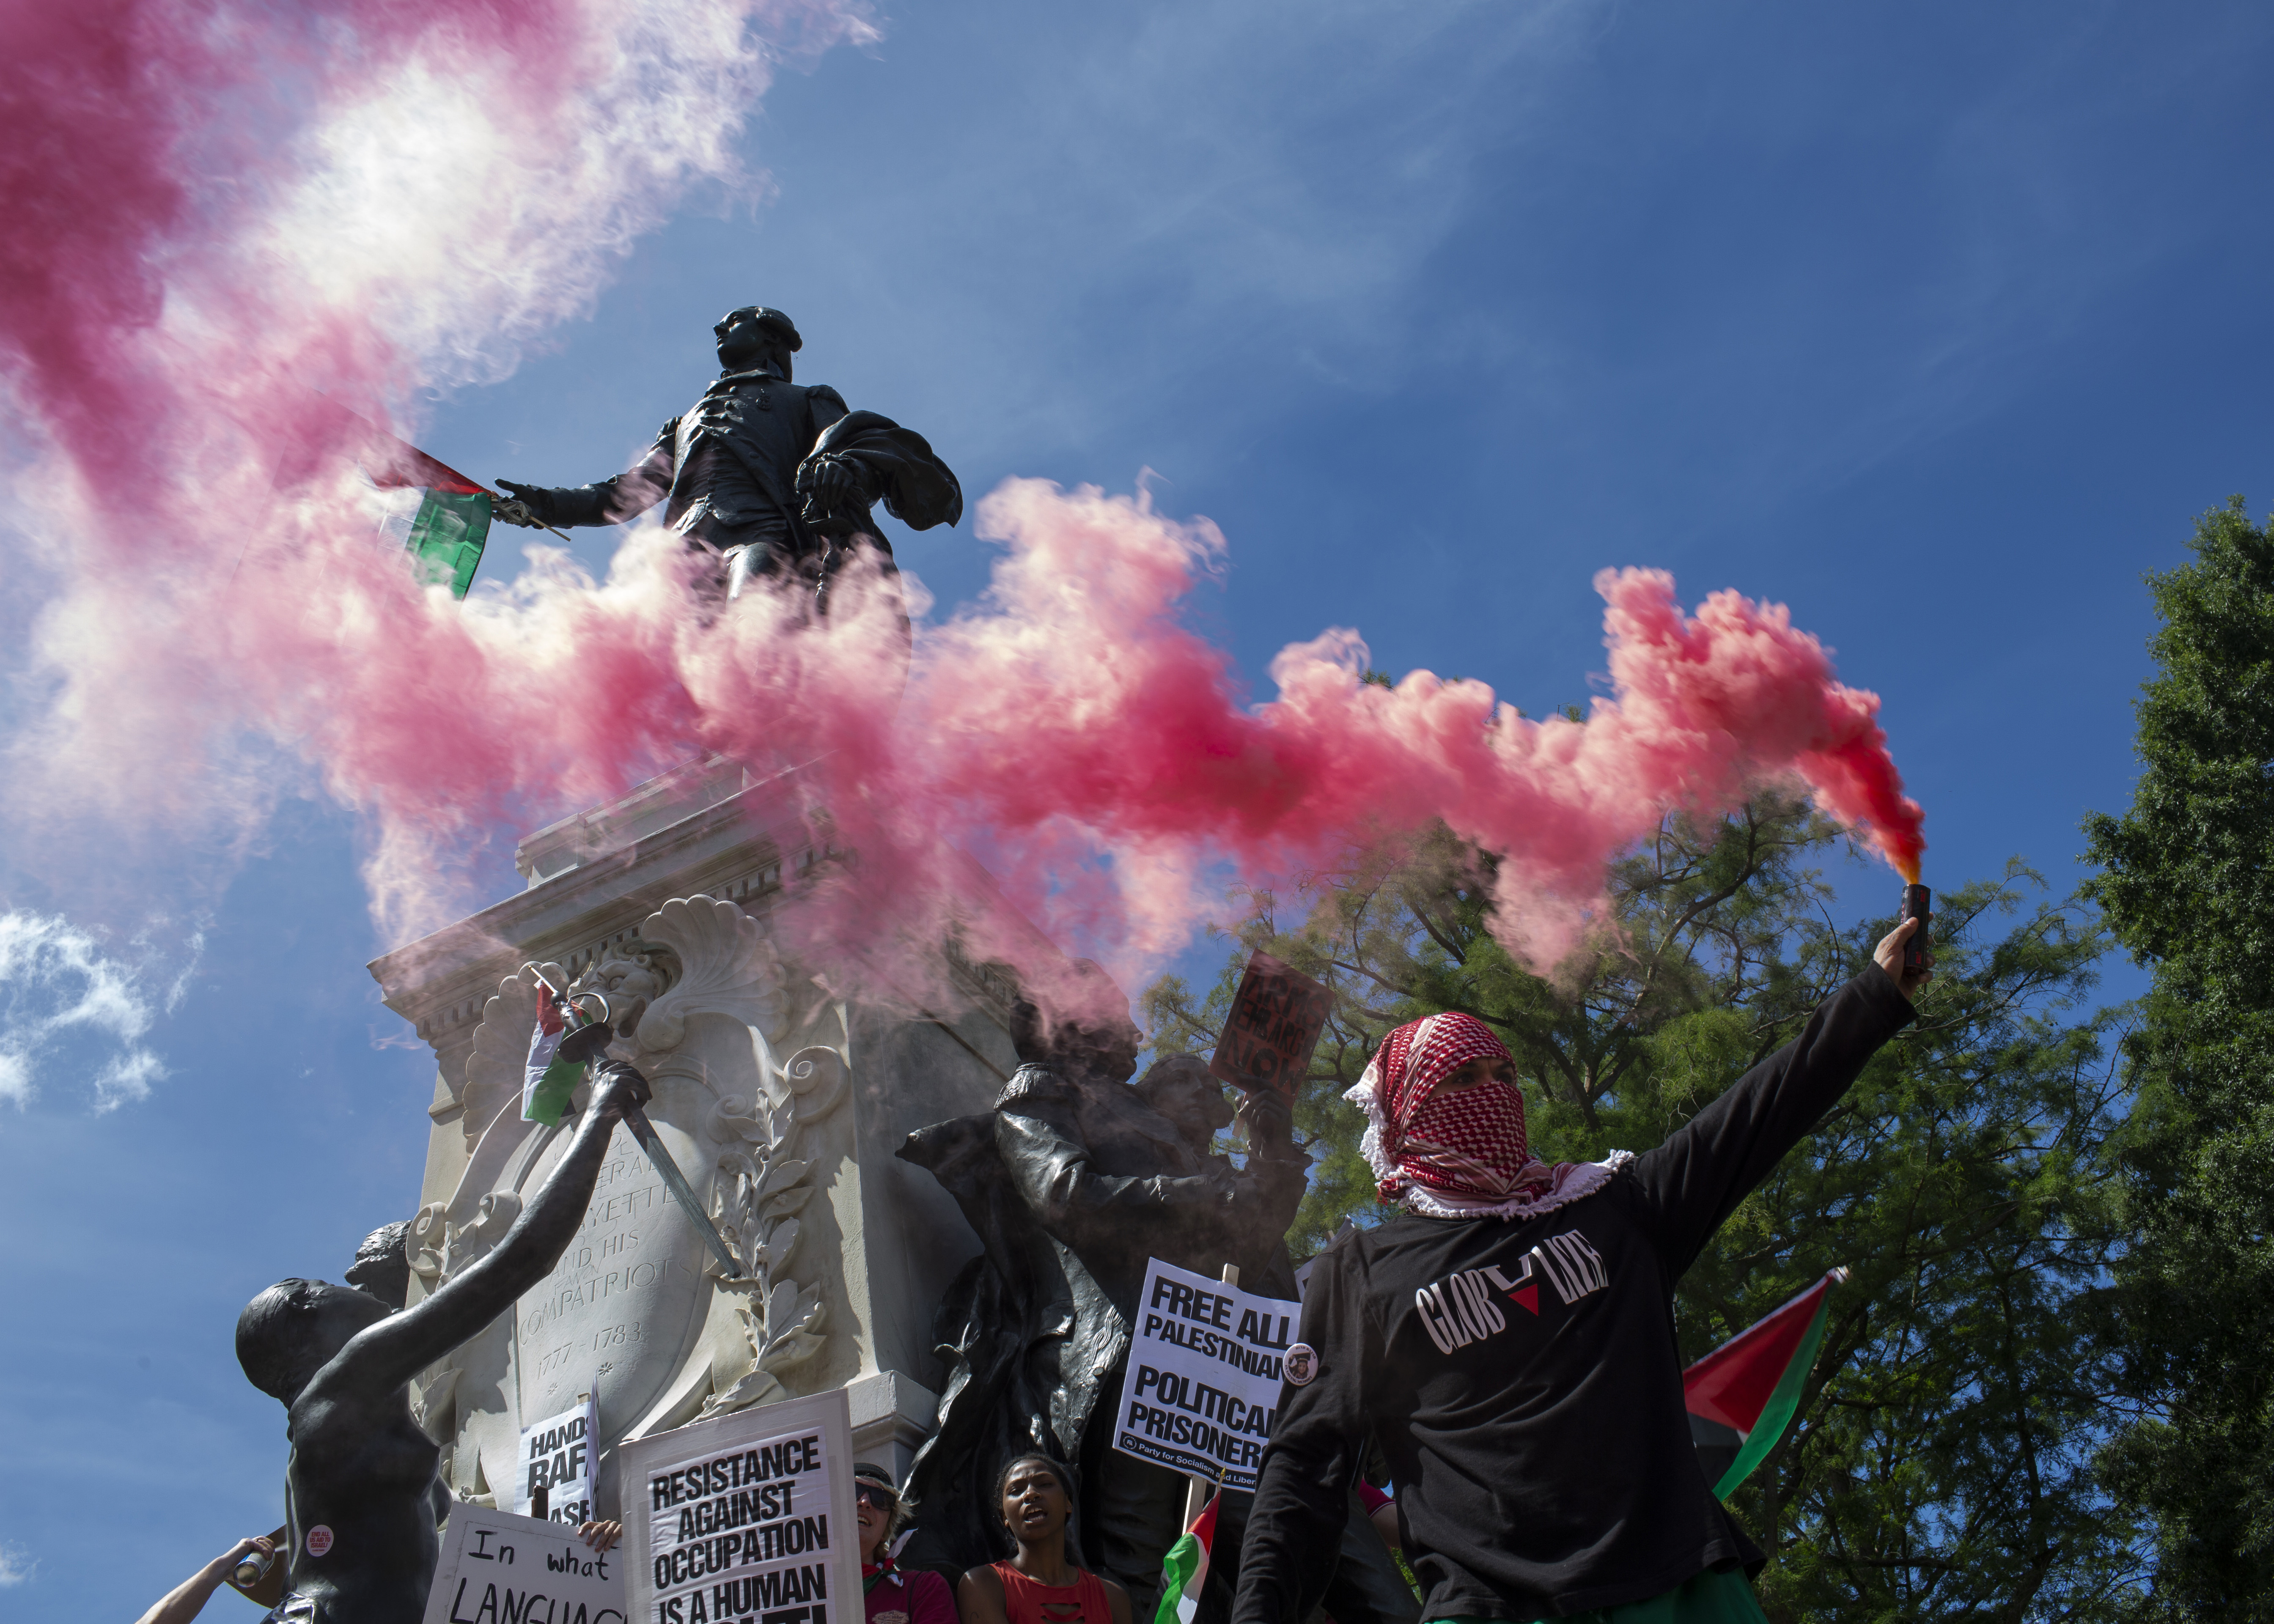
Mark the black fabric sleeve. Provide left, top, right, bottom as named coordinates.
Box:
left=801, top=409, right=964, bottom=531
left=1628, top=969, right=1914, bottom=1278
left=1230, top=1243, right=1370, bottom=1624
left=992, top=1089, right=1290, bottom=1248
left=530, top=421, right=675, bottom=526
left=807, top=384, right=850, bottom=436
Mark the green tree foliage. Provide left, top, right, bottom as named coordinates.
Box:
left=2083, top=497, right=2274, bottom=1615
left=1143, top=802, right=2146, bottom=1618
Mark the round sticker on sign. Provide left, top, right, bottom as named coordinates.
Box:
left=1284, top=1343, right=1318, bottom=1386
left=305, top=1525, right=335, bottom=1558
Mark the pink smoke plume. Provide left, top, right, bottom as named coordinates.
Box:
left=0, top=0, right=875, bottom=875
left=0, top=0, right=1926, bottom=1020
left=864, top=483, right=1928, bottom=973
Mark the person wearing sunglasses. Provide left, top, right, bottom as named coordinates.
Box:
left=856, top=1463, right=960, bottom=1624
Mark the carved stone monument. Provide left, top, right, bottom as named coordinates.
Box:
left=369, top=756, right=1035, bottom=1520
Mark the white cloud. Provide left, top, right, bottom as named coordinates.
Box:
left=0, top=1542, right=35, bottom=1585
left=94, top=1050, right=170, bottom=1110
left=0, top=912, right=190, bottom=1112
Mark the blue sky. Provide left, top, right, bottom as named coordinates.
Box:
left=6, top=2, right=2274, bottom=1614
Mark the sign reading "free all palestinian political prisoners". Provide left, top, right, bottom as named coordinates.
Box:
left=618, top=1389, right=860, bottom=1624
left=1112, top=1257, right=1299, bottom=1491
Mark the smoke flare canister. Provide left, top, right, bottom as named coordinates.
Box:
left=1900, top=884, right=1931, bottom=972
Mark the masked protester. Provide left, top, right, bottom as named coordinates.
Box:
left=1231, top=918, right=1932, bottom=1624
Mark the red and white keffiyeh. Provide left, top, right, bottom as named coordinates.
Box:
left=1346, top=1011, right=1629, bottom=1221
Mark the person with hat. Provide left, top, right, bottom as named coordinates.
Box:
left=1230, top=918, right=1932, bottom=1624
left=496, top=304, right=961, bottom=643
left=853, top=1462, right=960, bottom=1624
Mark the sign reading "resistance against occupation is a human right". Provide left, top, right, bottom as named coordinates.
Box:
left=1112, top=1257, right=1301, bottom=1492
left=618, top=1390, right=860, bottom=1624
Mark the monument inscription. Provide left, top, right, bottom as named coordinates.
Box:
left=516, top=1117, right=708, bottom=1427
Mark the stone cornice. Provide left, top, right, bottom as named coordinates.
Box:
left=368, top=776, right=821, bottom=1059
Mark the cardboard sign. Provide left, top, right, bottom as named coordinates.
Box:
left=618, top=1389, right=859, bottom=1624
left=1208, top=952, right=1332, bottom=1095
left=1110, top=1256, right=1299, bottom=1492
left=518, top=1397, right=599, bottom=1527
left=420, top=1505, right=627, bottom=1624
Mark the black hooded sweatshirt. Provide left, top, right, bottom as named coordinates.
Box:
left=1230, top=970, right=1914, bottom=1622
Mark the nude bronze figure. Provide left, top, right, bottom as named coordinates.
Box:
left=234, top=1060, right=653, bottom=1624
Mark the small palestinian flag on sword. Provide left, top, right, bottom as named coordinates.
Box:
left=1152, top=1489, right=1220, bottom=1624
left=1684, top=1267, right=1848, bottom=1498
left=523, top=985, right=585, bottom=1127
left=358, top=429, right=492, bottom=600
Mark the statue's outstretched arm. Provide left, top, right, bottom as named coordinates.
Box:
left=994, top=1087, right=1308, bottom=1264
left=498, top=422, right=676, bottom=528
left=327, top=1062, right=654, bottom=1395
left=994, top=1108, right=1234, bottom=1248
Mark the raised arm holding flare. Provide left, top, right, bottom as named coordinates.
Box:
left=1231, top=920, right=1932, bottom=1624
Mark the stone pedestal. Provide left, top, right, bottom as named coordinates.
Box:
left=368, top=758, right=1034, bottom=1513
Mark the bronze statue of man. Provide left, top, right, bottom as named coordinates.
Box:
left=897, top=969, right=1412, bottom=1624
left=233, top=1061, right=653, bottom=1624
left=496, top=306, right=961, bottom=628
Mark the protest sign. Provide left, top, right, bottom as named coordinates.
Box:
left=618, top=1389, right=858, bottom=1624
left=1112, top=1256, right=1299, bottom=1492
left=517, top=1396, right=599, bottom=1526
left=1207, top=952, right=1332, bottom=1096
left=420, top=1505, right=626, bottom=1624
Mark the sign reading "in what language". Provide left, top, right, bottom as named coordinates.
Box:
left=617, top=1389, right=859, bottom=1624
left=1112, top=1257, right=1299, bottom=1492
left=418, top=1505, right=626, bottom=1624
left=1207, top=952, right=1332, bottom=1096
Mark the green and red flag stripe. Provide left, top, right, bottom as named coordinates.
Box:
left=1684, top=1267, right=1847, bottom=1498
left=359, top=429, right=492, bottom=599
left=523, top=984, right=584, bottom=1127
left=1153, top=1489, right=1220, bottom=1624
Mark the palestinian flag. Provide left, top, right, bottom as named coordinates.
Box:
left=1153, top=1489, right=1220, bottom=1624
left=523, top=985, right=583, bottom=1126
left=360, top=431, right=492, bottom=599
left=1684, top=1267, right=1848, bottom=1498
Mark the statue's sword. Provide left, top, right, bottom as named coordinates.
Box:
left=618, top=1103, right=745, bottom=1279
left=536, top=974, right=747, bottom=1280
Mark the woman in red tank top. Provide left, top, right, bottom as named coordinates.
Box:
left=956, top=1454, right=1132, bottom=1624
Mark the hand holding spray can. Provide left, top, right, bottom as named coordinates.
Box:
left=232, top=1546, right=275, bottom=1591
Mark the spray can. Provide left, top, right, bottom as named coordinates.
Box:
left=1900, top=883, right=1931, bottom=972
left=232, top=1547, right=275, bottom=1591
